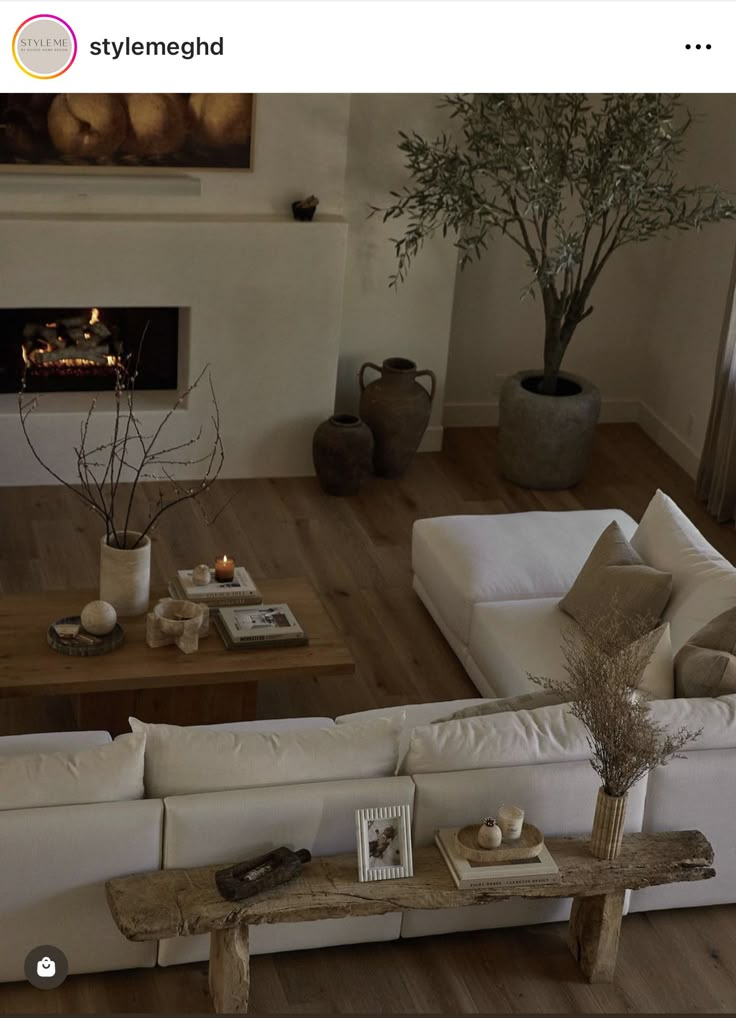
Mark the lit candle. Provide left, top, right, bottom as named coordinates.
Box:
left=214, top=554, right=235, bottom=582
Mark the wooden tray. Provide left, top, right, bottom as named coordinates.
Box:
left=455, top=823, right=544, bottom=863
left=48, top=616, right=124, bottom=657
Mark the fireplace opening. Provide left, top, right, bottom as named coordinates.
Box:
left=0, top=307, right=179, bottom=394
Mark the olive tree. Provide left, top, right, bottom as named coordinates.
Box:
left=379, top=94, right=735, bottom=394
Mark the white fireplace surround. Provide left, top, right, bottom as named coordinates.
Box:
left=0, top=215, right=348, bottom=486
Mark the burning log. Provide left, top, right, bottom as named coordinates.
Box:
left=29, top=343, right=113, bottom=365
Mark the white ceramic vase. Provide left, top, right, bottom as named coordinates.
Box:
left=99, top=531, right=151, bottom=617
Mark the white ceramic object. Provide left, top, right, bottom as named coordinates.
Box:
left=477, top=818, right=503, bottom=849
left=192, top=564, right=211, bottom=586
left=497, top=804, right=525, bottom=841
left=99, top=531, right=151, bottom=617
left=146, top=598, right=209, bottom=654
left=80, top=600, right=117, bottom=636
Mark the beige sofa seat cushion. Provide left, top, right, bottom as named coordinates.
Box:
left=412, top=509, right=637, bottom=647
left=559, top=521, right=672, bottom=629
left=467, top=598, right=674, bottom=701
left=158, top=775, right=414, bottom=965
left=675, top=607, right=736, bottom=697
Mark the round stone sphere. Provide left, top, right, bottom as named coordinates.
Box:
left=81, top=600, right=117, bottom=636
left=192, top=563, right=212, bottom=586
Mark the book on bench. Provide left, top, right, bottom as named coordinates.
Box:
left=435, top=828, right=559, bottom=889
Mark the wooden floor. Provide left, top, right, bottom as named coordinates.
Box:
left=1, top=424, right=735, bottom=1013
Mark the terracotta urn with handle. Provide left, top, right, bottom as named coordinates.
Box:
left=358, top=357, right=436, bottom=478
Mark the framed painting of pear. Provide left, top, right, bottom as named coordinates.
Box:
left=0, top=93, right=254, bottom=170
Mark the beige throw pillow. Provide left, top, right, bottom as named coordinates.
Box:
left=560, top=521, right=672, bottom=630
left=435, top=691, right=567, bottom=722
left=628, top=622, right=674, bottom=699
left=674, top=606, right=736, bottom=697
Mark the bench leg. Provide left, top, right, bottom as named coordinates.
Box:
left=567, top=890, right=625, bottom=983
left=209, top=926, right=250, bottom=1013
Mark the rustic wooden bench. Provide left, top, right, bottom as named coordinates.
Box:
left=106, top=831, right=714, bottom=1013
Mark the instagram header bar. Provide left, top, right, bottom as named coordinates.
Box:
left=1, top=0, right=734, bottom=92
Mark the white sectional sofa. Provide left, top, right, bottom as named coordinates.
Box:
left=2, top=490, right=735, bottom=984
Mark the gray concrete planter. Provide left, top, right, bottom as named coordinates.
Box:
left=498, top=369, right=601, bottom=489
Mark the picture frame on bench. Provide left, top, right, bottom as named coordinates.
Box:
left=355, top=804, right=414, bottom=882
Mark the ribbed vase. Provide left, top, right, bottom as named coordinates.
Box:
left=99, top=531, right=151, bottom=617
left=590, top=787, right=628, bottom=860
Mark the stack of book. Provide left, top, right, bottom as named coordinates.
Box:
left=168, top=566, right=262, bottom=607
left=435, top=828, right=559, bottom=889
left=214, top=603, right=308, bottom=651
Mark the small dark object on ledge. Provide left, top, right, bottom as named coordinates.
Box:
left=215, top=846, right=312, bottom=901
left=292, top=195, right=319, bottom=221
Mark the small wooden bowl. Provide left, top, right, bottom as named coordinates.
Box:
left=454, top=823, right=544, bottom=863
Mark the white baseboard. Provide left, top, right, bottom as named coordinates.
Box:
left=419, top=425, right=444, bottom=453
left=637, top=403, right=701, bottom=479
left=443, top=401, right=502, bottom=428
left=443, top=399, right=700, bottom=478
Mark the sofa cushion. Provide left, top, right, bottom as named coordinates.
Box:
left=336, top=699, right=488, bottom=764
left=631, top=490, right=736, bottom=653
left=559, top=521, right=672, bottom=629
left=402, top=703, right=590, bottom=775
left=158, top=775, right=414, bottom=965
left=467, top=598, right=674, bottom=701
left=402, top=693, right=736, bottom=777
left=0, top=730, right=111, bottom=756
left=0, top=799, right=161, bottom=983
left=0, top=733, right=145, bottom=811
left=675, top=607, right=736, bottom=697
left=412, top=509, right=637, bottom=647
left=130, top=715, right=402, bottom=798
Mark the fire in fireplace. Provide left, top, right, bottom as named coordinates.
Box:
left=0, top=306, right=179, bottom=394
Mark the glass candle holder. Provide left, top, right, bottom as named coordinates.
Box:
left=497, top=804, right=525, bottom=841
left=214, top=555, right=235, bottom=582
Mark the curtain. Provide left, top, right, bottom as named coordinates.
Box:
left=697, top=250, right=736, bottom=523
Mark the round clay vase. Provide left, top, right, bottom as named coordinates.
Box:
left=477, top=818, right=503, bottom=850
left=359, top=357, right=436, bottom=478
left=312, top=414, right=373, bottom=496
left=498, top=369, right=601, bottom=490
left=99, top=530, right=151, bottom=618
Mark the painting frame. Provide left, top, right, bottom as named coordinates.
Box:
left=355, top=805, right=414, bottom=883
left=0, top=93, right=255, bottom=173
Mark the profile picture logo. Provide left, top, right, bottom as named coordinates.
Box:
left=13, top=14, right=77, bottom=79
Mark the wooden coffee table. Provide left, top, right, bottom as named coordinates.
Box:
left=0, top=579, right=354, bottom=734
left=107, top=832, right=715, bottom=1012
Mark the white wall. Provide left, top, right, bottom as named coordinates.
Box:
left=336, top=95, right=458, bottom=447
left=443, top=93, right=736, bottom=478
left=0, top=217, right=348, bottom=486
left=0, top=94, right=460, bottom=484
left=639, top=93, right=736, bottom=475
left=445, top=239, right=657, bottom=423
